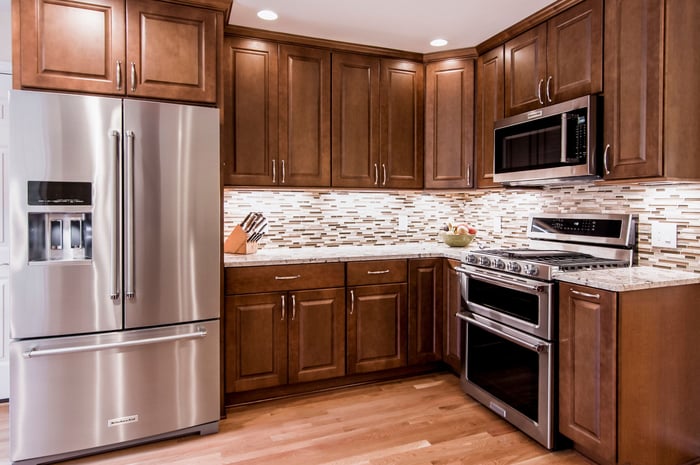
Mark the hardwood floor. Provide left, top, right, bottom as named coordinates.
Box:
left=0, top=373, right=596, bottom=465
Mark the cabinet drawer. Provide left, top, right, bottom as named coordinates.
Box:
left=226, top=263, right=345, bottom=294
left=346, top=259, right=407, bottom=286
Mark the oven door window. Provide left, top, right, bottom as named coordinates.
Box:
left=467, top=323, right=540, bottom=422
left=468, top=277, right=540, bottom=325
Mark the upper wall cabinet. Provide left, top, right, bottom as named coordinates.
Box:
left=424, top=58, right=475, bottom=189
left=331, top=53, right=423, bottom=189
left=15, top=0, right=220, bottom=103
left=504, top=0, right=602, bottom=116
left=475, top=47, right=504, bottom=189
left=602, top=0, right=700, bottom=181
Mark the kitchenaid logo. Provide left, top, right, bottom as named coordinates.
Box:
left=527, top=110, right=543, bottom=119
left=108, top=415, right=139, bottom=427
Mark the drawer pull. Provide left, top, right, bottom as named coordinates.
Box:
left=275, top=275, right=301, bottom=280
left=350, top=290, right=355, bottom=315
left=281, top=294, right=286, bottom=320
left=570, top=289, right=600, bottom=300
left=367, top=269, right=390, bottom=275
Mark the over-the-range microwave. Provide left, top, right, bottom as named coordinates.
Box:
left=493, top=94, right=600, bottom=186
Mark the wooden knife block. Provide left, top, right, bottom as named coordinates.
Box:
left=224, top=225, right=258, bottom=254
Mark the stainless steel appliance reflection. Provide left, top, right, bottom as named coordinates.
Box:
left=457, top=213, right=635, bottom=449
left=9, top=90, right=221, bottom=465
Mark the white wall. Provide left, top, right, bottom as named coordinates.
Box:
left=0, top=0, right=11, bottom=63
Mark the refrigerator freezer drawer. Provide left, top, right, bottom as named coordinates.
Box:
left=9, top=320, right=220, bottom=463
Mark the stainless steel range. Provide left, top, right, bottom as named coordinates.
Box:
left=456, top=213, right=635, bottom=449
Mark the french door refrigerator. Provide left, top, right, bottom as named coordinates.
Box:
left=8, top=90, right=221, bottom=465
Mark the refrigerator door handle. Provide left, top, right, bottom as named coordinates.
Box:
left=22, top=328, right=209, bottom=358
left=125, top=130, right=135, bottom=299
left=110, top=129, right=121, bottom=300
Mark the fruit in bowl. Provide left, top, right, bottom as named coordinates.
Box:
left=439, top=222, right=477, bottom=247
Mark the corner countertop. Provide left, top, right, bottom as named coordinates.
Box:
left=553, top=266, right=700, bottom=292
left=224, top=243, right=468, bottom=267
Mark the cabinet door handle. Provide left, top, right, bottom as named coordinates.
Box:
left=275, top=275, right=301, bottom=280
left=603, top=144, right=611, bottom=175
left=466, top=163, right=471, bottom=186
left=130, top=62, right=136, bottom=92
left=382, top=163, right=387, bottom=186
left=570, top=289, right=600, bottom=300
left=374, top=163, right=379, bottom=186
left=291, top=294, right=296, bottom=320
left=116, top=60, right=122, bottom=91
left=350, top=290, right=355, bottom=315
left=367, top=269, right=390, bottom=275
left=537, top=78, right=544, bottom=105
left=281, top=160, right=286, bottom=184
left=272, top=159, right=277, bottom=183
left=545, top=76, right=552, bottom=103
left=281, top=294, right=286, bottom=320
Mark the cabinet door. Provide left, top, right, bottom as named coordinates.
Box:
left=288, top=288, right=345, bottom=384
left=408, top=259, right=442, bottom=365
left=225, top=293, right=287, bottom=393
left=126, top=0, right=218, bottom=103
left=442, top=259, right=463, bottom=373
left=279, top=45, right=331, bottom=187
left=603, top=0, right=664, bottom=180
left=546, top=0, right=602, bottom=104
left=347, top=283, right=407, bottom=374
left=559, top=284, right=617, bottom=465
left=424, top=58, right=475, bottom=189
left=18, top=0, right=125, bottom=95
left=331, top=52, right=380, bottom=188
left=475, top=46, right=504, bottom=189
left=222, top=37, right=278, bottom=186
left=504, top=23, right=547, bottom=116
left=380, top=59, right=423, bottom=189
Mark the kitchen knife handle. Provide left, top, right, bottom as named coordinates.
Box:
left=281, top=294, right=286, bottom=321
left=546, top=75, right=552, bottom=103
left=382, top=164, right=387, bottom=186
left=116, top=60, right=122, bottom=91
left=374, top=163, right=379, bottom=186
left=281, top=160, right=286, bottom=184
left=125, top=130, right=135, bottom=299
left=130, top=62, right=136, bottom=92
left=350, top=290, right=355, bottom=315
left=291, top=294, right=296, bottom=320
left=110, top=130, right=121, bottom=301
left=537, top=78, right=544, bottom=105
left=272, top=159, right=277, bottom=183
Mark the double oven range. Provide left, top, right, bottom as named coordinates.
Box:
left=456, top=213, right=635, bottom=449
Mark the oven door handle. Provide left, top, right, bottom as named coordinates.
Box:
left=457, top=266, right=545, bottom=293
left=456, top=312, right=548, bottom=353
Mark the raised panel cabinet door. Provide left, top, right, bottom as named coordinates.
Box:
left=504, top=23, right=547, bottom=116
left=603, top=0, right=664, bottom=180
left=18, top=0, right=126, bottom=94
left=222, top=37, right=278, bottom=186
left=126, top=0, right=218, bottom=103
left=546, top=0, right=602, bottom=104
left=347, top=283, right=407, bottom=374
left=331, top=52, right=380, bottom=188
left=380, top=59, right=424, bottom=189
left=424, top=58, right=475, bottom=189
left=475, top=46, right=504, bottom=189
left=279, top=45, right=331, bottom=187
left=408, top=259, right=442, bottom=365
left=288, top=288, right=345, bottom=384
left=559, top=284, right=617, bottom=465
left=225, top=293, right=287, bottom=393
left=442, top=259, right=462, bottom=373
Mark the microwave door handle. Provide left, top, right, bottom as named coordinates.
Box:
left=561, top=113, right=568, bottom=163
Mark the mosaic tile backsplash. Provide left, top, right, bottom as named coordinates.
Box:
left=223, top=183, right=700, bottom=273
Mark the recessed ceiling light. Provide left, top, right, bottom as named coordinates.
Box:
left=430, top=39, right=448, bottom=47
left=257, top=9, right=278, bottom=21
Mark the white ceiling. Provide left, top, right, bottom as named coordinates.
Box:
left=228, top=0, right=558, bottom=53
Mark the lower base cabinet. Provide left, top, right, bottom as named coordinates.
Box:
left=442, top=259, right=463, bottom=373
left=559, top=282, right=700, bottom=465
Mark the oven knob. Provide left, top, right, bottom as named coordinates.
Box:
left=523, top=264, right=539, bottom=276
left=508, top=262, right=521, bottom=273
left=466, top=254, right=478, bottom=264
left=493, top=258, right=506, bottom=270
left=479, top=257, right=491, bottom=267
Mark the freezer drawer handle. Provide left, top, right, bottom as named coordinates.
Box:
left=22, top=328, right=208, bottom=358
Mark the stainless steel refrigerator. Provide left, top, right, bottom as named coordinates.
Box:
left=8, top=90, right=221, bottom=464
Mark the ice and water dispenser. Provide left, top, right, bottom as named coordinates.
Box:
left=27, top=181, right=93, bottom=262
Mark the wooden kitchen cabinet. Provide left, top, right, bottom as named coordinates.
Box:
left=504, top=0, right=602, bottom=116
left=424, top=57, right=475, bottom=189
left=602, top=0, right=700, bottom=181
left=475, top=46, right=504, bottom=189
left=16, top=0, right=219, bottom=103
left=347, top=260, right=407, bottom=374
left=442, top=259, right=463, bottom=373
left=408, top=258, right=443, bottom=365
left=559, top=282, right=700, bottom=465
left=331, top=53, right=423, bottom=189
left=225, top=263, right=346, bottom=393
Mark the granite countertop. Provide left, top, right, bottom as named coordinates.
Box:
left=553, top=266, right=700, bottom=292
